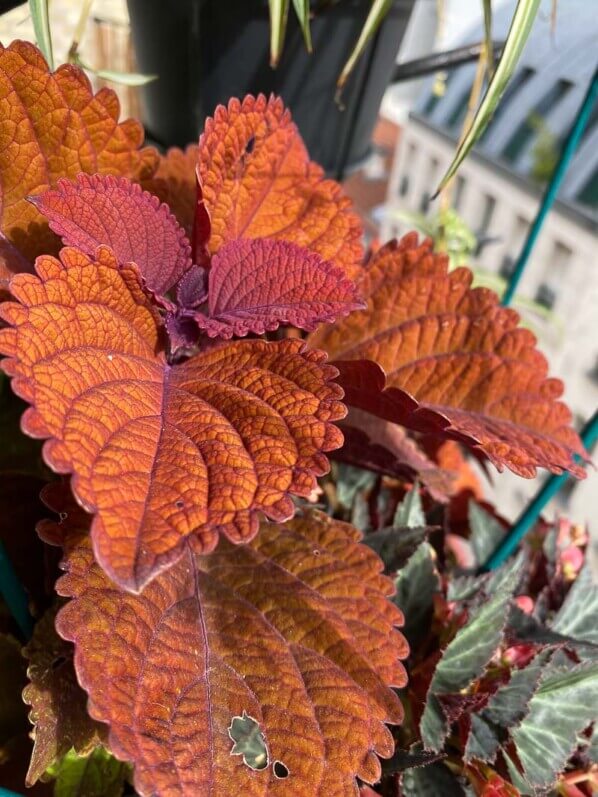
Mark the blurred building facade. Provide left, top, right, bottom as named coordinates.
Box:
left=380, top=0, right=598, bottom=524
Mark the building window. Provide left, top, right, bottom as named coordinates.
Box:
left=588, top=356, right=598, bottom=384
left=420, top=192, right=431, bottom=213
left=534, top=283, right=557, bottom=310
left=500, top=255, right=516, bottom=279
left=502, top=79, right=573, bottom=164
left=446, top=88, right=472, bottom=130
left=482, top=67, right=535, bottom=139
left=474, top=194, right=496, bottom=255
left=453, top=175, right=466, bottom=211
left=576, top=168, right=598, bottom=207
left=399, top=175, right=409, bottom=196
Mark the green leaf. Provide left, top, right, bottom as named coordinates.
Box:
left=512, top=659, right=598, bottom=789
left=292, top=0, right=312, bottom=52
left=468, top=501, right=506, bottom=567
left=508, top=605, right=598, bottom=655
left=394, top=542, right=440, bottom=647
left=364, top=525, right=432, bottom=572
left=550, top=564, right=598, bottom=647
left=335, top=464, right=377, bottom=511
left=465, top=652, right=548, bottom=763
left=337, top=0, right=394, bottom=90
left=268, top=0, right=290, bottom=66
left=394, top=485, right=425, bottom=528
left=52, top=748, right=129, bottom=797
left=71, top=54, right=157, bottom=87
left=435, top=0, right=541, bottom=195
left=420, top=561, right=520, bottom=751
left=28, top=0, right=54, bottom=71
left=401, top=762, right=467, bottom=797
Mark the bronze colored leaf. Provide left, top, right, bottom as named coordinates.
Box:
left=309, top=235, right=587, bottom=479
left=56, top=510, right=408, bottom=796
left=23, top=607, right=106, bottom=785
left=0, top=40, right=157, bottom=288
left=0, top=246, right=345, bottom=591
left=197, top=95, right=364, bottom=278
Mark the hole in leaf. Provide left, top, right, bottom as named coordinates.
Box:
left=273, top=761, right=289, bottom=779
left=51, top=655, right=67, bottom=671
left=59, top=512, right=68, bottom=522
left=245, top=135, right=255, bottom=155
left=228, top=711, right=269, bottom=771
left=175, top=500, right=184, bottom=510
left=313, top=549, right=321, bottom=556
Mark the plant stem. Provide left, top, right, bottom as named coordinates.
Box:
left=483, top=409, right=598, bottom=570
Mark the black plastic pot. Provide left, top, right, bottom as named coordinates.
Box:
left=127, top=0, right=415, bottom=179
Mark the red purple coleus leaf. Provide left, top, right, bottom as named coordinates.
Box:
left=30, top=174, right=192, bottom=296
left=188, top=238, right=364, bottom=339
left=31, top=171, right=363, bottom=345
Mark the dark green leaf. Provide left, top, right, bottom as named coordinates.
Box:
left=420, top=562, right=520, bottom=751
left=382, top=746, right=445, bottom=775
left=401, top=762, right=467, bottom=797
left=465, top=652, right=547, bottom=763
left=394, top=485, right=425, bottom=528
left=335, top=464, right=376, bottom=510
left=512, top=659, right=598, bottom=789
left=363, top=525, right=433, bottom=572
left=550, top=564, right=598, bottom=647
left=394, top=542, right=440, bottom=648
left=468, top=501, right=506, bottom=567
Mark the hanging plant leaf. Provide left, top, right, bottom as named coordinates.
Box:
left=435, top=0, right=542, bottom=194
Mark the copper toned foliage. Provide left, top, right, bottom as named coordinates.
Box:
left=0, top=40, right=157, bottom=288
left=0, top=247, right=345, bottom=591
left=309, top=235, right=587, bottom=479
left=197, top=94, right=364, bottom=278
left=22, top=607, right=106, bottom=785
left=56, top=509, right=408, bottom=797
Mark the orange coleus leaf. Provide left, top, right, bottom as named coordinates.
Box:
left=55, top=508, right=407, bottom=796
left=142, top=144, right=199, bottom=237
left=197, top=94, right=364, bottom=278
left=31, top=174, right=192, bottom=295
left=0, top=246, right=345, bottom=591
left=190, top=237, right=365, bottom=338
left=0, top=41, right=157, bottom=288
left=23, top=606, right=106, bottom=785
left=309, top=234, right=586, bottom=479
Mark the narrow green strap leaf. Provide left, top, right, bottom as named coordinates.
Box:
left=28, top=0, right=54, bottom=71
left=292, top=0, right=312, bottom=52
left=268, top=0, right=290, bottom=67
left=70, top=53, right=157, bottom=87
left=434, top=0, right=541, bottom=196
left=337, top=0, right=394, bottom=90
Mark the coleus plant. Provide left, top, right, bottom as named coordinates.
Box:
left=0, top=40, right=590, bottom=796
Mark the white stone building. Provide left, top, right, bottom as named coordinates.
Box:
left=380, top=0, right=598, bottom=525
